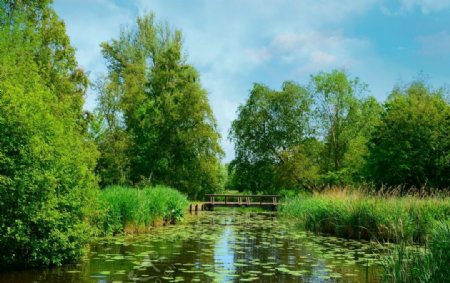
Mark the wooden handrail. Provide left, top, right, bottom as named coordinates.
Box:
left=203, top=194, right=280, bottom=211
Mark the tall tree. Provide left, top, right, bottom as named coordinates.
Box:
left=0, top=2, right=97, bottom=266
left=229, top=82, right=318, bottom=193
left=365, top=81, right=450, bottom=189
left=309, top=70, right=377, bottom=184
left=91, top=76, right=130, bottom=186
left=99, top=14, right=223, bottom=198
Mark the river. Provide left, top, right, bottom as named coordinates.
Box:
left=0, top=211, right=385, bottom=282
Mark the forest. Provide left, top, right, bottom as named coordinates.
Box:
left=0, top=1, right=449, bottom=282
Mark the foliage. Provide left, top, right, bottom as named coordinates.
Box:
left=310, top=70, right=382, bottom=185
left=97, top=14, right=223, bottom=198
left=0, top=3, right=97, bottom=267
left=365, top=81, right=450, bottom=190
left=281, top=188, right=450, bottom=243
left=229, top=70, right=383, bottom=192
left=90, top=77, right=130, bottom=186
left=94, top=186, right=188, bottom=236
left=229, top=82, right=317, bottom=193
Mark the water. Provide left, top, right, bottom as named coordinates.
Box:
left=0, top=211, right=385, bottom=282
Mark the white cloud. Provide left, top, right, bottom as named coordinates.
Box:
left=400, top=0, right=450, bottom=14
left=248, top=31, right=371, bottom=76
left=381, top=0, right=450, bottom=15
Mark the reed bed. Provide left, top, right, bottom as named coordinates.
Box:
left=281, top=187, right=450, bottom=243
left=382, top=221, right=450, bottom=282
left=93, top=186, right=188, bottom=235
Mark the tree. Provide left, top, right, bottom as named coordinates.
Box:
left=365, top=81, right=450, bottom=189
left=0, top=3, right=98, bottom=266
left=229, top=82, right=317, bottom=193
left=99, top=14, right=223, bottom=198
left=309, top=70, right=378, bottom=184
left=91, top=77, right=130, bottom=186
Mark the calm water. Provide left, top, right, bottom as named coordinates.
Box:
left=0, top=211, right=385, bottom=283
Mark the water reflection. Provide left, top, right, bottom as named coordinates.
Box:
left=0, top=211, right=384, bottom=283
left=214, top=218, right=236, bottom=282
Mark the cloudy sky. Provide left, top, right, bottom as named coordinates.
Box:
left=53, top=0, right=450, bottom=162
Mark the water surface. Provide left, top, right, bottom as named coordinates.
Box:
left=0, top=211, right=384, bottom=282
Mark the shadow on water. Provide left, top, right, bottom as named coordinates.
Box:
left=0, top=211, right=385, bottom=282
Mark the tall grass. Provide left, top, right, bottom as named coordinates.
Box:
left=93, top=186, right=188, bottom=235
left=281, top=188, right=450, bottom=243
left=382, top=221, right=450, bottom=282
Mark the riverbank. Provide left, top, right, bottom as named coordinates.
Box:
left=281, top=188, right=450, bottom=282
left=281, top=188, right=450, bottom=243
left=91, top=186, right=188, bottom=236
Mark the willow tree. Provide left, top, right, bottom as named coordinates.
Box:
left=0, top=1, right=97, bottom=266
left=99, top=14, right=223, bottom=198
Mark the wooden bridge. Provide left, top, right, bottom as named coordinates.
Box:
left=202, top=194, right=280, bottom=211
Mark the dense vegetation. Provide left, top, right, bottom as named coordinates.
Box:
left=0, top=1, right=98, bottom=267
left=229, top=71, right=450, bottom=193
left=382, top=221, right=450, bottom=282
left=282, top=190, right=450, bottom=283
left=93, top=186, right=188, bottom=236
left=282, top=189, right=450, bottom=243
left=0, top=1, right=205, bottom=267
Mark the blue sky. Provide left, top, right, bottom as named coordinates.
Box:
left=53, top=0, right=450, bottom=162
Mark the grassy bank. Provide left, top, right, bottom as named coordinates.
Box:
left=281, top=189, right=450, bottom=282
left=281, top=189, right=450, bottom=243
left=92, top=186, right=188, bottom=235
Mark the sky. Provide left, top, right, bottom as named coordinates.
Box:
left=53, top=0, right=450, bottom=162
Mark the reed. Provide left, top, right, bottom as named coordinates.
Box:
left=93, top=185, right=188, bottom=235
left=382, top=221, right=450, bottom=282
left=281, top=187, right=450, bottom=243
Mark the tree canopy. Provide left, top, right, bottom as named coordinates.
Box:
left=0, top=1, right=97, bottom=266
left=229, top=70, right=385, bottom=193
left=229, top=82, right=318, bottom=193
left=365, top=81, right=450, bottom=189
left=96, top=14, right=223, bottom=199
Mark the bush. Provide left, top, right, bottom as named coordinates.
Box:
left=0, top=21, right=98, bottom=267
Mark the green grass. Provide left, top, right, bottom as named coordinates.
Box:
left=382, top=221, right=450, bottom=282
left=281, top=188, right=450, bottom=243
left=93, top=185, right=188, bottom=235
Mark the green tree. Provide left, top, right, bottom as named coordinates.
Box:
left=91, top=77, right=130, bottom=186
left=0, top=4, right=98, bottom=267
left=229, top=82, right=317, bottom=193
left=309, top=70, right=379, bottom=184
left=365, top=81, right=450, bottom=189
left=100, top=14, right=223, bottom=198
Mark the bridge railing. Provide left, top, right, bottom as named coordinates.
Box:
left=205, top=194, right=280, bottom=206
